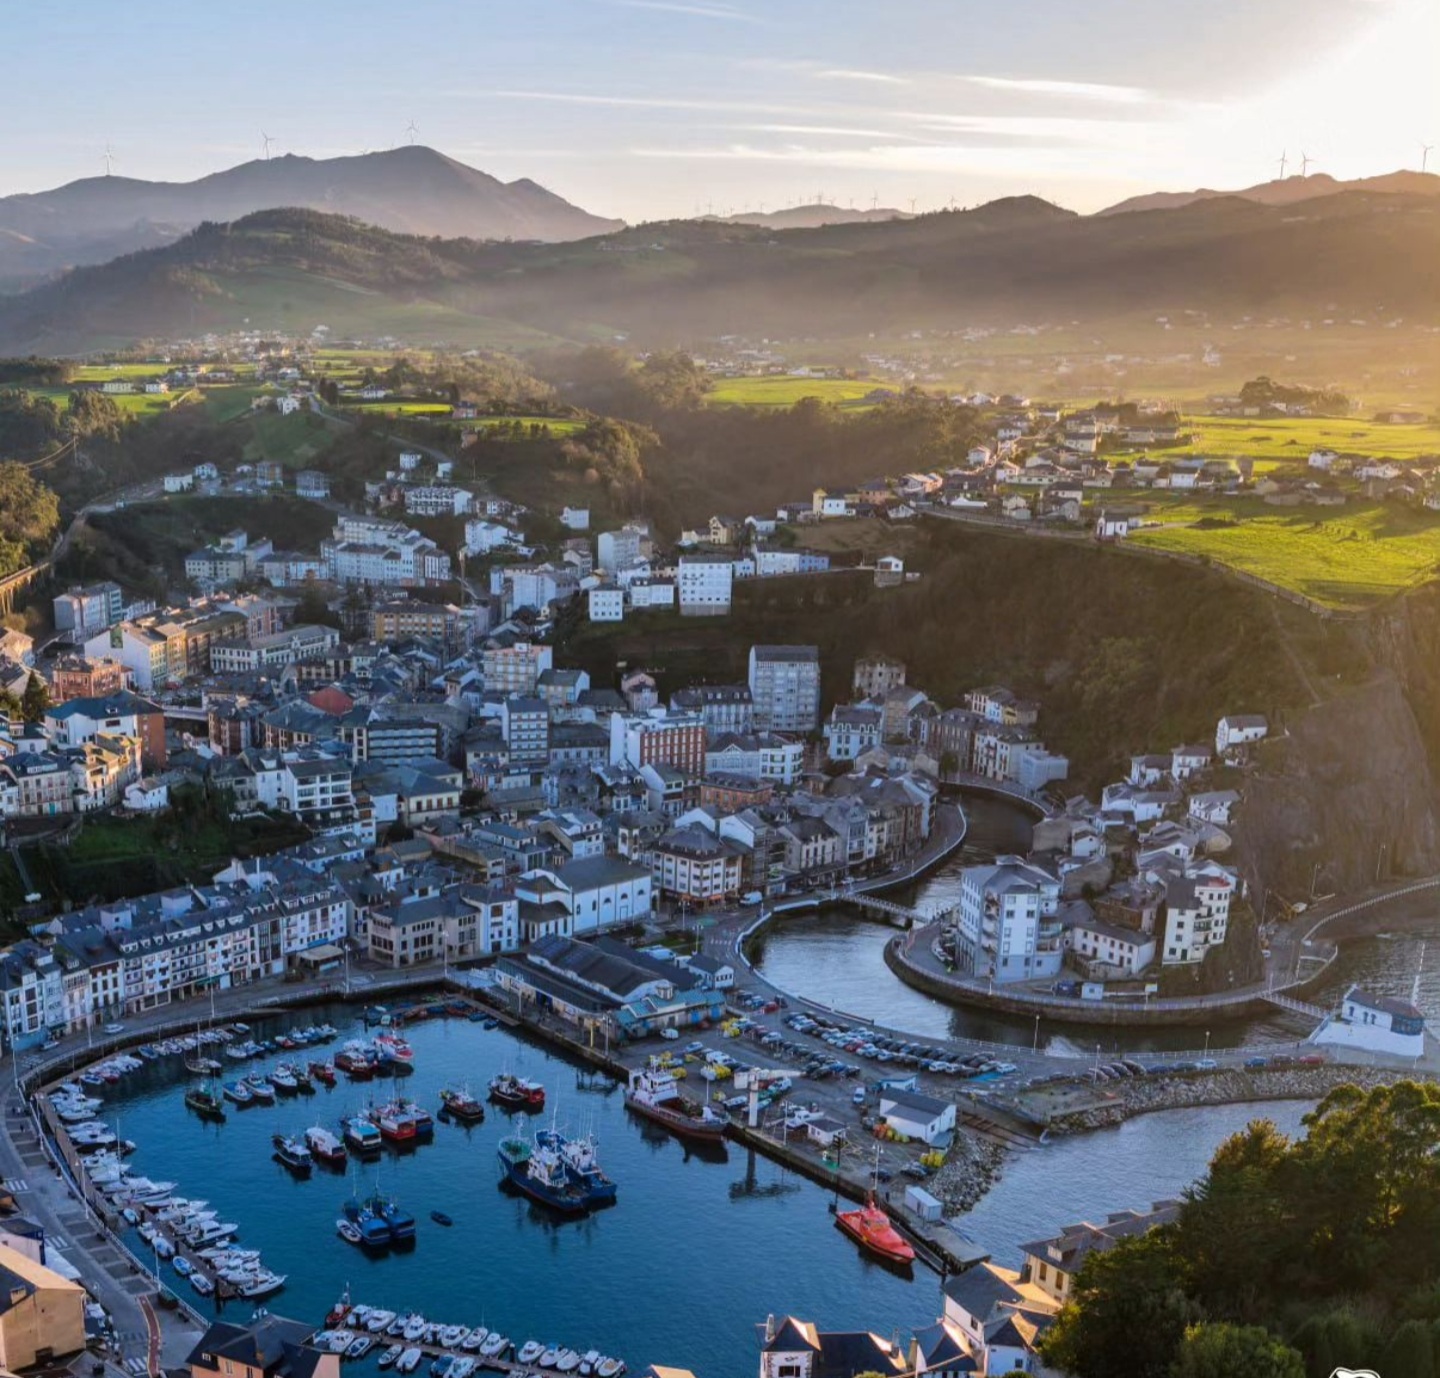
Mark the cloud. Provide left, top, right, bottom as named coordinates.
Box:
left=963, top=76, right=1151, bottom=104
left=814, top=68, right=909, bottom=85
left=613, top=0, right=758, bottom=20
left=739, top=123, right=929, bottom=141
left=490, top=89, right=806, bottom=116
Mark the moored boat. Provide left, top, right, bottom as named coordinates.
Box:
left=305, top=1124, right=348, bottom=1168
left=184, top=1084, right=226, bottom=1120
left=309, top=1060, right=337, bottom=1087
left=624, top=1067, right=726, bottom=1141
left=489, top=1073, right=545, bottom=1111
left=343, top=1116, right=383, bottom=1157
left=497, top=1133, right=589, bottom=1214
left=438, top=1087, right=485, bottom=1124
left=536, top=1128, right=617, bottom=1208
left=272, top=1134, right=314, bottom=1176
left=834, top=1193, right=916, bottom=1266
left=222, top=1080, right=253, bottom=1106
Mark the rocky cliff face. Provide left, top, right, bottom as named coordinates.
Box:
left=1236, top=671, right=1440, bottom=898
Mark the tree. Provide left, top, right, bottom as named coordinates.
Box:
left=1041, top=1230, right=1200, bottom=1378
left=1169, top=1323, right=1303, bottom=1378
left=0, top=461, right=61, bottom=578
left=20, top=672, right=49, bottom=723
left=293, top=587, right=341, bottom=630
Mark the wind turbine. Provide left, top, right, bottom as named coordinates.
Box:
left=102, top=144, right=116, bottom=177
left=907, top=196, right=918, bottom=214
left=870, top=192, right=878, bottom=211
left=1276, top=150, right=1288, bottom=180
left=1423, top=143, right=1435, bottom=175
left=405, top=120, right=419, bottom=146
left=1300, top=151, right=1314, bottom=178
left=261, top=132, right=275, bottom=161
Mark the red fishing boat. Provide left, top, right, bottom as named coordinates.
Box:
left=488, top=1073, right=545, bottom=1111
left=308, top=1059, right=337, bottom=1087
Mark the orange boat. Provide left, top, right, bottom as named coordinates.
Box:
left=835, top=1195, right=916, bottom=1266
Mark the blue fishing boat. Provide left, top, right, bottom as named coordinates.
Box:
left=341, top=1195, right=392, bottom=1250
left=344, top=1115, right=383, bottom=1157
left=497, top=1133, right=589, bottom=1215
left=368, top=1191, right=416, bottom=1245
left=222, top=1081, right=253, bottom=1106
left=536, top=1128, right=617, bottom=1208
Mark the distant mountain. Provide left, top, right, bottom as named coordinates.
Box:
left=1, top=190, right=1437, bottom=355
left=1100, top=169, right=1440, bottom=216
left=704, top=203, right=911, bottom=230
left=0, top=146, right=623, bottom=289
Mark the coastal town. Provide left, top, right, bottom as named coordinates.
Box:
left=0, top=380, right=1428, bottom=1378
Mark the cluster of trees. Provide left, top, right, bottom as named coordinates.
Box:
left=0, top=673, right=51, bottom=724
left=0, top=461, right=61, bottom=579
left=0, top=356, right=73, bottom=386
left=1239, top=375, right=1351, bottom=414
left=1043, top=1081, right=1440, bottom=1378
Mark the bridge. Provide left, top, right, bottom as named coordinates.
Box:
left=1260, top=991, right=1330, bottom=1022
left=0, top=560, right=51, bottom=618
left=831, top=890, right=957, bottom=928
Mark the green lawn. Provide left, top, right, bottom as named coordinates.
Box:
left=464, top=414, right=584, bottom=436
left=1126, top=497, right=1440, bottom=608
left=242, top=411, right=331, bottom=467
left=706, top=376, right=879, bottom=408
left=335, top=399, right=454, bottom=416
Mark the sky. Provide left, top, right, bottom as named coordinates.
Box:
left=1, top=0, right=1435, bottom=220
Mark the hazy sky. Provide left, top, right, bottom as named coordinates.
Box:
left=2, top=0, right=1435, bottom=219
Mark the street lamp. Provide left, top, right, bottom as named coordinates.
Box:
left=1203, top=1029, right=1211, bottom=1059
left=1032, top=1013, right=1041, bottom=1053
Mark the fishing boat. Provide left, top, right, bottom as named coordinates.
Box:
left=367, top=1101, right=418, bottom=1146
left=305, top=1125, right=348, bottom=1168
left=270, top=1065, right=300, bottom=1094
left=340, top=1197, right=391, bottom=1250
left=366, top=1310, right=398, bottom=1334
left=348, top=1336, right=375, bottom=1360
left=309, top=1060, right=337, bottom=1087
left=834, top=1193, right=916, bottom=1266
left=374, top=1032, right=414, bottom=1062
left=402, top=1315, right=429, bottom=1343
left=463, top=1330, right=488, bottom=1354
left=184, top=1084, right=226, bottom=1121
left=479, top=1335, right=509, bottom=1359
left=172, top=1256, right=194, bottom=1278
left=222, top=1079, right=254, bottom=1106
left=623, top=1067, right=726, bottom=1141
left=397, top=1349, right=423, bottom=1375
left=369, top=1191, right=416, bottom=1245
left=438, top=1087, right=485, bottom=1124
left=401, top=1099, right=434, bottom=1140
left=293, top=1065, right=315, bottom=1093
left=536, top=1128, right=617, bottom=1208
left=497, top=1133, right=590, bottom=1214
left=595, top=1359, right=624, bottom=1377
left=430, top=1210, right=453, bottom=1227
left=190, top=1274, right=215, bottom=1298
left=244, top=1075, right=277, bottom=1104
left=517, top=1343, right=545, bottom=1367
left=343, top=1116, right=383, bottom=1157
left=272, top=1134, right=314, bottom=1177
left=237, top=1271, right=287, bottom=1299
left=185, top=1054, right=222, bottom=1075
left=378, top=1346, right=403, bottom=1370
left=489, top=1073, right=545, bottom=1111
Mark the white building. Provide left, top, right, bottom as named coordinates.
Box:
left=1160, top=870, right=1234, bottom=965
left=677, top=555, right=733, bottom=616
left=1216, top=714, right=1268, bottom=754
left=465, top=519, right=520, bottom=555
left=597, top=528, right=644, bottom=573
left=1313, top=985, right=1426, bottom=1059
left=405, top=485, right=474, bottom=518
left=954, top=858, right=1063, bottom=983
left=748, top=645, right=820, bottom=734
left=588, top=586, right=625, bottom=623
left=561, top=507, right=590, bottom=531
left=878, top=1088, right=956, bottom=1145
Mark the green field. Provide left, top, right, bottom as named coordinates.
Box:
left=242, top=411, right=331, bottom=467
left=465, top=414, right=584, bottom=436
left=336, top=399, right=454, bottom=417
left=1144, top=413, right=1440, bottom=464
left=1126, top=496, right=1440, bottom=608
left=706, top=376, right=879, bottom=408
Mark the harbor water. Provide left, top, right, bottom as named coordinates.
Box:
left=97, top=1008, right=1322, bottom=1376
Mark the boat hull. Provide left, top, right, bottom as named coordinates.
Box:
left=624, top=1092, right=727, bottom=1142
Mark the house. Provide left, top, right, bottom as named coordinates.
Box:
left=940, top=1260, right=1058, bottom=1376
left=687, top=952, right=735, bottom=990
left=295, top=470, right=330, bottom=499
left=1187, top=789, right=1240, bottom=826
left=561, top=507, right=590, bottom=531
left=1312, top=984, right=1426, bottom=1059
left=1019, top=1200, right=1181, bottom=1307
left=186, top=1314, right=339, bottom=1378
left=1215, top=713, right=1268, bottom=754
left=163, top=472, right=195, bottom=493
left=757, top=1315, right=908, bottom=1378
left=811, top=488, right=852, bottom=519
left=1093, top=509, right=1132, bottom=539
left=877, top=1087, right=956, bottom=1145
left=0, top=1242, right=86, bottom=1368
left=1160, top=870, right=1234, bottom=965
left=953, top=859, right=1063, bottom=983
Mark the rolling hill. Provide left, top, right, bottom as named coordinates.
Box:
left=1100, top=168, right=1440, bottom=216
left=0, top=146, right=623, bottom=290
left=1, top=189, right=1437, bottom=354
left=705, top=203, right=911, bottom=229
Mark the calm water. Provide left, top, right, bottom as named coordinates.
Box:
left=755, top=793, right=1440, bottom=1053
left=104, top=1011, right=931, bottom=1377
left=96, top=1013, right=1321, bottom=1377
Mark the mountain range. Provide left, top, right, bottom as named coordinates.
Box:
left=1, top=185, right=1436, bottom=355
left=703, top=203, right=911, bottom=230
left=0, top=147, right=622, bottom=290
